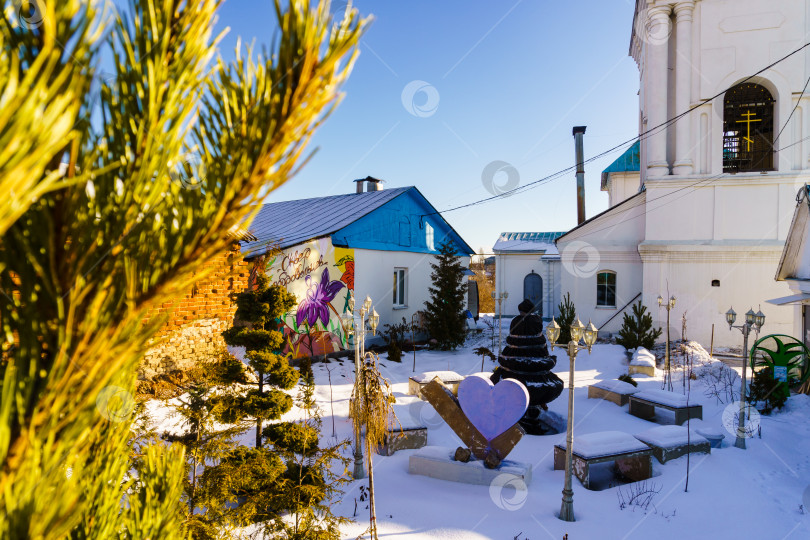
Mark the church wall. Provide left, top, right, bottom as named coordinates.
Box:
left=568, top=0, right=810, bottom=347
left=557, top=193, right=647, bottom=335
left=640, top=244, right=796, bottom=348
left=560, top=250, right=645, bottom=336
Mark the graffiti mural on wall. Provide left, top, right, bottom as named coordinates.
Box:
left=259, top=238, right=354, bottom=358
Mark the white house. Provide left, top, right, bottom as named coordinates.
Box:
left=771, top=184, right=810, bottom=349
left=492, top=232, right=565, bottom=319
left=241, top=178, right=474, bottom=357
left=557, top=0, right=808, bottom=347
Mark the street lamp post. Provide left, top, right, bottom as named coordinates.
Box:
left=492, top=291, right=509, bottom=354
left=658, top=295, right=677, bottom=391
left=341, top=292, right=379, bottom=479
left=411, top=312, right=418, bottom=373
left=725, top=306, right=765, bottom=449
left=546, top=317, right=598, bottom=522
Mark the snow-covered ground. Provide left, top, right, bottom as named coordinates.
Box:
left=146, top=326, right=810, bottom=539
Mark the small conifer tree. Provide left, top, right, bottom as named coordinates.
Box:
left=616, top=301, right=663, bottom=350
left=264, top=371, right=352, bottom=538
left=161, top=354, right=258, bottom=536
left=557, top=292, right=577, bottom=344
left=222, top=273, right=298, bottom=447
left=423, top=240, right=468, bottom=350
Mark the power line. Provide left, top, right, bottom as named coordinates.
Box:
left=426, top=40, right=810, bottom=216
left=774, top=72, right=810, bottom=147
left=555, top=60, right=810, bottom=242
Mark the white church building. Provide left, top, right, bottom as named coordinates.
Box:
left=556, top=0, right=809, bottom=348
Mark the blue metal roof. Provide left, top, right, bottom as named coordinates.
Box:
left=493, top=231, right=567, bottom=253
left=241, top=186, right=411, bottom=257
left=601, top=141, right=640, bottom=188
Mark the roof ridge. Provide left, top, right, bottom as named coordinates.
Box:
left=262, top=185, right=412, bottom=207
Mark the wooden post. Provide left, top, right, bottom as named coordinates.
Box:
left=710, top=324, right=714, bottom=358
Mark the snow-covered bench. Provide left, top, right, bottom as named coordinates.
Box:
left=695, top=426, right=725, bottom=448
left=587, top=379, right=640, bottom=406
left=408, top=371, right=464, bottom=400
left=634, top=425, right=711, bottom=464
left=553, top=431, right=653, bottom=489
left=628, top=348, right=656, bottom=377
left=377, top=405, right=428, bottom=456
left=629, top=389, right=702, bottom=425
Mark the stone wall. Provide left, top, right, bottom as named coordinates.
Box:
left=140, top=244, right=251, bottom=379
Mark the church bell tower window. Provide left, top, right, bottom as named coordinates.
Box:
left=722, top=83, right=775, bottom=173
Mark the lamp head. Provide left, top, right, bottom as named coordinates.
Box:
left=503, top=291, right=509, bottom=299
left=341, top=313, right=354, bottom=336
left=657, top=295, right=663, bottom=306
left=363, top=295, right=372, bottom=311
left=570, top=318, right=585, bottom=343
left=725, top=307, right=736, bottom=328
left=669, top=295, right=676, bottom=308
left=369, top=308, right=379, bottom=335
left=583, top=321, right=598, bottom=350
left=491, top=291, right=497, bottom=299
left=754, top=310, right=765, bottom=329
left=545, top=318, right=561, bottom=348
left=745, top=308, right=756, bottom=326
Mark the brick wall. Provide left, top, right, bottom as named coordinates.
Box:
left=140, top=243, right=250, bottom=379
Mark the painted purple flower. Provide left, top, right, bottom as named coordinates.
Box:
left=296, top=267, right=345, bottom=328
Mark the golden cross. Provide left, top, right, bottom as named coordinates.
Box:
left=736, top=110, right=761, bottom=152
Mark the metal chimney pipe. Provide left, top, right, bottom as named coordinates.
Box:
left=573, top=126, right=587, bottom=225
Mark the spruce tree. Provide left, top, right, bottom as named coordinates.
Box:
left=557, top=292, right=577, bottom=344
left=222, top=273, right=298, bottom=448
left=423, top=240, right=468, bottom=350
left=616, top=301, right=663, bottom=350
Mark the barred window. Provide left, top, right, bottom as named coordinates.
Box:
left=723, top=83, right=775, bottom=173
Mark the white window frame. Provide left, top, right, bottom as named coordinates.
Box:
left=425, top=222, right=434, bottom=251
left=393, top=267, right=408, bottom=308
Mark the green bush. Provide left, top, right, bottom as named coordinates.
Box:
left=616, top=301, right=663, bottom=350
left=382, top=317, right=410, bottom=362
left=747, top=366, right=790, bottom=414
left=557, top=292, right=576, bottom=344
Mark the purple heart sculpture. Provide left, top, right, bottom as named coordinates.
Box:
left=457, top=374, right=530, bottom=441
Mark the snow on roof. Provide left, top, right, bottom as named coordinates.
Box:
left=493, top=231, right=566, bottom=254
left=240, top=186, right=411, bottom=257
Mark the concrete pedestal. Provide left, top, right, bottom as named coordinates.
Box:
left=408, top=446, right=532, bottom=487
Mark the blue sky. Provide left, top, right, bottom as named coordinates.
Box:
left=216, top=0, right=641, bottom=252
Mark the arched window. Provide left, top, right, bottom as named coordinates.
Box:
left=596, top=271, right=616, bottom=308
left=723, top=83, right=775, bottom=173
